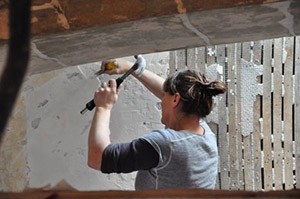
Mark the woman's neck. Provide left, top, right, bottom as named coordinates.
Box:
left=171, top=114, right=204, bottom=135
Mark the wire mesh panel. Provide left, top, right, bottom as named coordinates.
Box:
left=168, top=36, right=299, bottom=191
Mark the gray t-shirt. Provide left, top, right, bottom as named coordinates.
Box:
left=135, top=120, right=218, bottom=190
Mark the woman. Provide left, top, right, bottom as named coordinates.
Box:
left=87, top=58, right=226, bottom=190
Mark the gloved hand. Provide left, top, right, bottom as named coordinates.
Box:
left=100, top=58, right=134, bottom=75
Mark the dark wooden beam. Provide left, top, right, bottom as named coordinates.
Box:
left=1, top=188, right=300, bottom=199
left=0, top=0, right=299, bottom=75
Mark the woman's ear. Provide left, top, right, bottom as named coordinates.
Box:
left=172, top=93, right=181, bottom=107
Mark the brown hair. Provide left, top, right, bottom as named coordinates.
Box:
left=163, top=70, right=226, bottom=118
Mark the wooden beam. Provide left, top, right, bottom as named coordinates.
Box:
left=1, top=189, right=300, bottom=199
left=0, top=0, right=299, bottom=75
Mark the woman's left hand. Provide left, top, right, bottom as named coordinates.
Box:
left=94, top=79, right=121, bottom=110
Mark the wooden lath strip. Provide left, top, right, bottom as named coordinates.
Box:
left=196, top=47, right=206, bottom=72
left=169, top=50, right=176, bottom=75
left=295, top=36, right=300, bottom=189
left=227, top=43, right=241, bottom=190
left=282, top=37, right=294, bottom=190
left=169, top=49, right=186, bottom=74
left=262, top=39, right=273, bottom=191
left=205, top=45, right=219, bottom=177
left=273, top=37, right=284, bottom=190
left=215, top=44, right=229, bottom=190
left=252, top=41, right=263, bottom=191
left=186, top=48, right=196, bottom=70
left=242, top=41, right=255, bottom=191
left=237, top=43, right=244, bottom=190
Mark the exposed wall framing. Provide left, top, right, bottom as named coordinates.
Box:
left=169, top=36, right=300, bottom=191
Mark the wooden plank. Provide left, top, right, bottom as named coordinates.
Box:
left=242, top=41, right=251, bottom=62
left=196, top=47, right=206, bottom=73
left=242, top=41, right=254, bottom=191
left=262, top=39, right=273, bottom=191
left=206, top=45, right=216, bottom=66
left=169, top=50, right=176, bottom=75
left=253, top=95, right=263, bottom=191
left=186, top=48, right=196, bottom=70
left=176, top=49, right=187, bottom=71
left=252, top=41, right=263, bottom=191
left=282, top=37, right=294, bottom=190
left=206, top=45, right=218, bottom=141
left=215, top=44, right=228, bottom=190
left=273, top=38, right=284, bottom=190
left=236, top=43, right=244, bottom=190
left=253, top=41, right=263, bottom=66
left=227, top=43, right=239, bottom=190
left=295, top=36, right=300, bottom=189
left=1, top=189, right=300, bottom=199
left=169, top=49, right=186, bottom=74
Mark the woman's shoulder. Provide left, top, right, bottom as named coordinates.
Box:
left=200, top=120, right=215, bottom=136
left=143, top=128, right=174, bottom=140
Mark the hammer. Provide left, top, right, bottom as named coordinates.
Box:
left=80, top=55, right=146, bottom=115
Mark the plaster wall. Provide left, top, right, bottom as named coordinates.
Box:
left=0, top=52, right=169, bottom=191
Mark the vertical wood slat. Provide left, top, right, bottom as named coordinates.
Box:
left=187, top=48, right=196, bottom=70
left=252, top=41, right=263, bottom=191
left=295, top=36, right=300, bottom=189
left=206, top=45, right=218, bottom=138
left=169, top=49, right=186, bottom=74
left=177, top=49, right=187, bottom=71
left=169, top=50, right=176, bottom=75
left=236, top=43, right=244, bottom=190
left=262, top=39, right=273, bottom=191
left=215, top=45, right=228, bottom=190
left=273, top=38, right=284, bottom=190
left=186, top=47, right=206, bottom=72
left=206, top=46, right=216, bottom=66
left=196, top=47, right=206, bottom=72
left=227, top=43, right=239, bottom=190
left=283, top=37, right=294, bottom=190
left=242, top=41, right=254, bottom=191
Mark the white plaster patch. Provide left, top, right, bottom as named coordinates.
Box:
left=282, top=38, right=288, bottom=64
left=207, top=48, right=215, bottom=57
left=205, top=63, right=224, bottom=124
left=240, top=59, right=263, bottom=136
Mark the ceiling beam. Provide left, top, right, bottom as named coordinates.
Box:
left=0, top=0, right=299, bottom=75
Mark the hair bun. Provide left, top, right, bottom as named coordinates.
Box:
left=205, top=81, right=226, bottom=96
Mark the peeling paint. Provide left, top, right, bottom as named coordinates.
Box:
left=31, top=0, right=70, bottom=30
